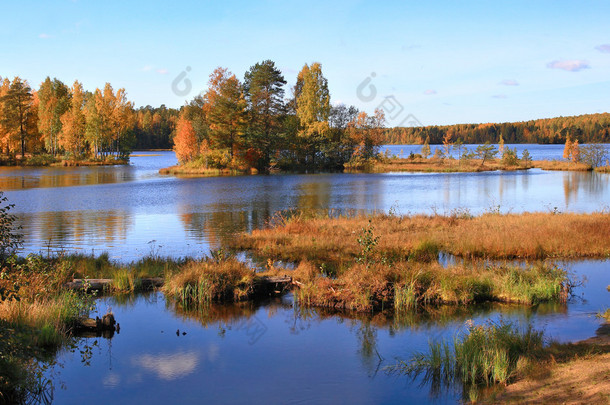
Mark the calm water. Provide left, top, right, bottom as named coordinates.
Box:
left=381, top=143, right=575, bottom=160
left=2, top=146, right=608, bottom=403
left=48, top=260, right=609, bottom=404
left=2, top=147, right=609, bottom=261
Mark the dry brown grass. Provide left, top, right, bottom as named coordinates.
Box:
left=235, top=211, right=610, bottom=263
left=290, top=260, right=567, bottom=312
left=596, top=165, right=610, bottom=173
left=0, top=299, right=67, bottom=332
left=370, top=157, right=592, bottom=173
left=163, top=258, right=256, bottom=305
left=532, top=159, right=591, bottom=171
left=371, top=157, right=521, bottom=173
left=492, top=342, right=610, bottom=404
left=158, top=165, right=254, bottom=176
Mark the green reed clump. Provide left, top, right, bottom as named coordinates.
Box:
left=111, top=268, right=141, bottom=293
left=496, top=264, right=568, bottom=304
left=130, top=255, right=185, bottom=278
left=164, top=258, right=255, bottom=307
left=392, top=320, right=544, bottom=388
left=394, top=281, right=418, bottom=311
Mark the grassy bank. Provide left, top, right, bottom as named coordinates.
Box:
left=234, top=211, right=610, bottom=263
left=391, top=320, right=610, bottom=403
left=279, top=260, right=568, bottom=312
left=0, top=154, right=128, bottom=167
left=159, top=164, right=255, bottom=176
left=370, top=157, right=592, bottom=173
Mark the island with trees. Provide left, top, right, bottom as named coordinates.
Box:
left=1, top=60, right=609, bottom=173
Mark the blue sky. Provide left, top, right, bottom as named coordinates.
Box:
left=2, top=0, right=609, bottom=126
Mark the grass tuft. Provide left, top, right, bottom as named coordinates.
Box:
left=391, top=320, right=544, bottom=388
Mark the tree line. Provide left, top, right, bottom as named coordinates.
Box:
left=1, top=62, right=385, bottom=170
left=383, top=113, right=610, bottom=145
left=173, top=60, right=385, bottom=172
left=0, top=76, right=176, bottom=162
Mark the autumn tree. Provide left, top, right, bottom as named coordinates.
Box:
left=1, top=77, right=36, bottom=158
left=563, top=136, right=573, bottom=160
left=111, top=88, right=135, bottom=156
left=443, top=131, right=453, bottom=159
left=204, top=67, right=247, bottom=163
left=59, top=81, right=86, bottom=155
left=347, top=108, right=385, bottom=163
left=38, top=77, right=70, bottom=155
left=173, top=113, right=197, bottom=163
left=0, top=78, right=11, bottom=154
left=85, top=89, right=107, bottom=158
left=295, top=63, right=330, bottom=166
left=571, top=139, right=580, bottom=163
left=421, top=136, right=431, bottom=158
left=243, top=60, right=286, bottom=170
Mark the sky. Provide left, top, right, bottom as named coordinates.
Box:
left=1, top=0, right=610, bottom=127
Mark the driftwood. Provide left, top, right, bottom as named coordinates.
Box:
left=74, top=313, right=117, bottom=338
left=65, top=277, right=164, bottom=292
left=252, top=276, right=294, bottom=297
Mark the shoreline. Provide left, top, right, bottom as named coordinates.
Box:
left=492, top=325, right=610, bottom=403
left=159, top=157, right=610, bottom=177
left=0, top=157, right=129, bottom=168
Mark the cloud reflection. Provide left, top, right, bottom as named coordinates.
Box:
left=132, top=350, right=200, bottom=381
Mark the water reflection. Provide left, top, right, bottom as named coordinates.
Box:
left=16, top=210, right=133, bottom=253
left=563, top=171, right=609, bottom=209
left=0, top=166, right=136, bottom=190
left=3, top=152, right=610, bottom=261
left=131, top=350, right=203, bottom=381
left=46, top=256, right=609, bottom=405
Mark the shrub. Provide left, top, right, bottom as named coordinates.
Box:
left=0, top=192, right=22, bottom=263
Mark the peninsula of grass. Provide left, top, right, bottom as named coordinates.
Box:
left=234, top=210, right=610, bottom=263
left=226, top=209, right=610, bottom=311
left=369, top=157, right=592, bottom=173
left=158, top=155, right=599, bottom=178
left=159, top=165, right=253, bottom=176
left=0, top=153, right=128, bottom=167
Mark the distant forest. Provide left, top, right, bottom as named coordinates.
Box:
left=0, top=75, right=177, bottom=160
left=382, top=113, right=610, bottom=145
left=2, top=72, right=608, bottom=167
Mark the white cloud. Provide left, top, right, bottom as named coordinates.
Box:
left=499, top=79, right=519, bottom=86
left=546, top=59, right=590, bottom=72
left=156, top=68, right=169, bottom=75
left=596, top=44, right=610, bottom=53
left=423, top=89, right=437, bottom=95
left=141, top=65, right=153, bottom=72
left=38, top=33, right=51, bottom=39
left=492, top=94, right=508, bottom=99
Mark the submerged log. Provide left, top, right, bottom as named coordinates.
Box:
left=74, top=312, right=117, bottom=338
left=66, top=275, right=297, bottom=301
left=65, top=277, right=164, bottom=292
left=253, top=275, right=293, bottom=297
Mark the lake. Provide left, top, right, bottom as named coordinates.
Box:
left=1, top=145, right=608, bottom=404
left=48, top=259, right=609, bottom=404
left=2, top=145, right=609, bottom=261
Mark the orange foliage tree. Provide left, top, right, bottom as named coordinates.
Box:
left=174, top=113, right=197, bottom=163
